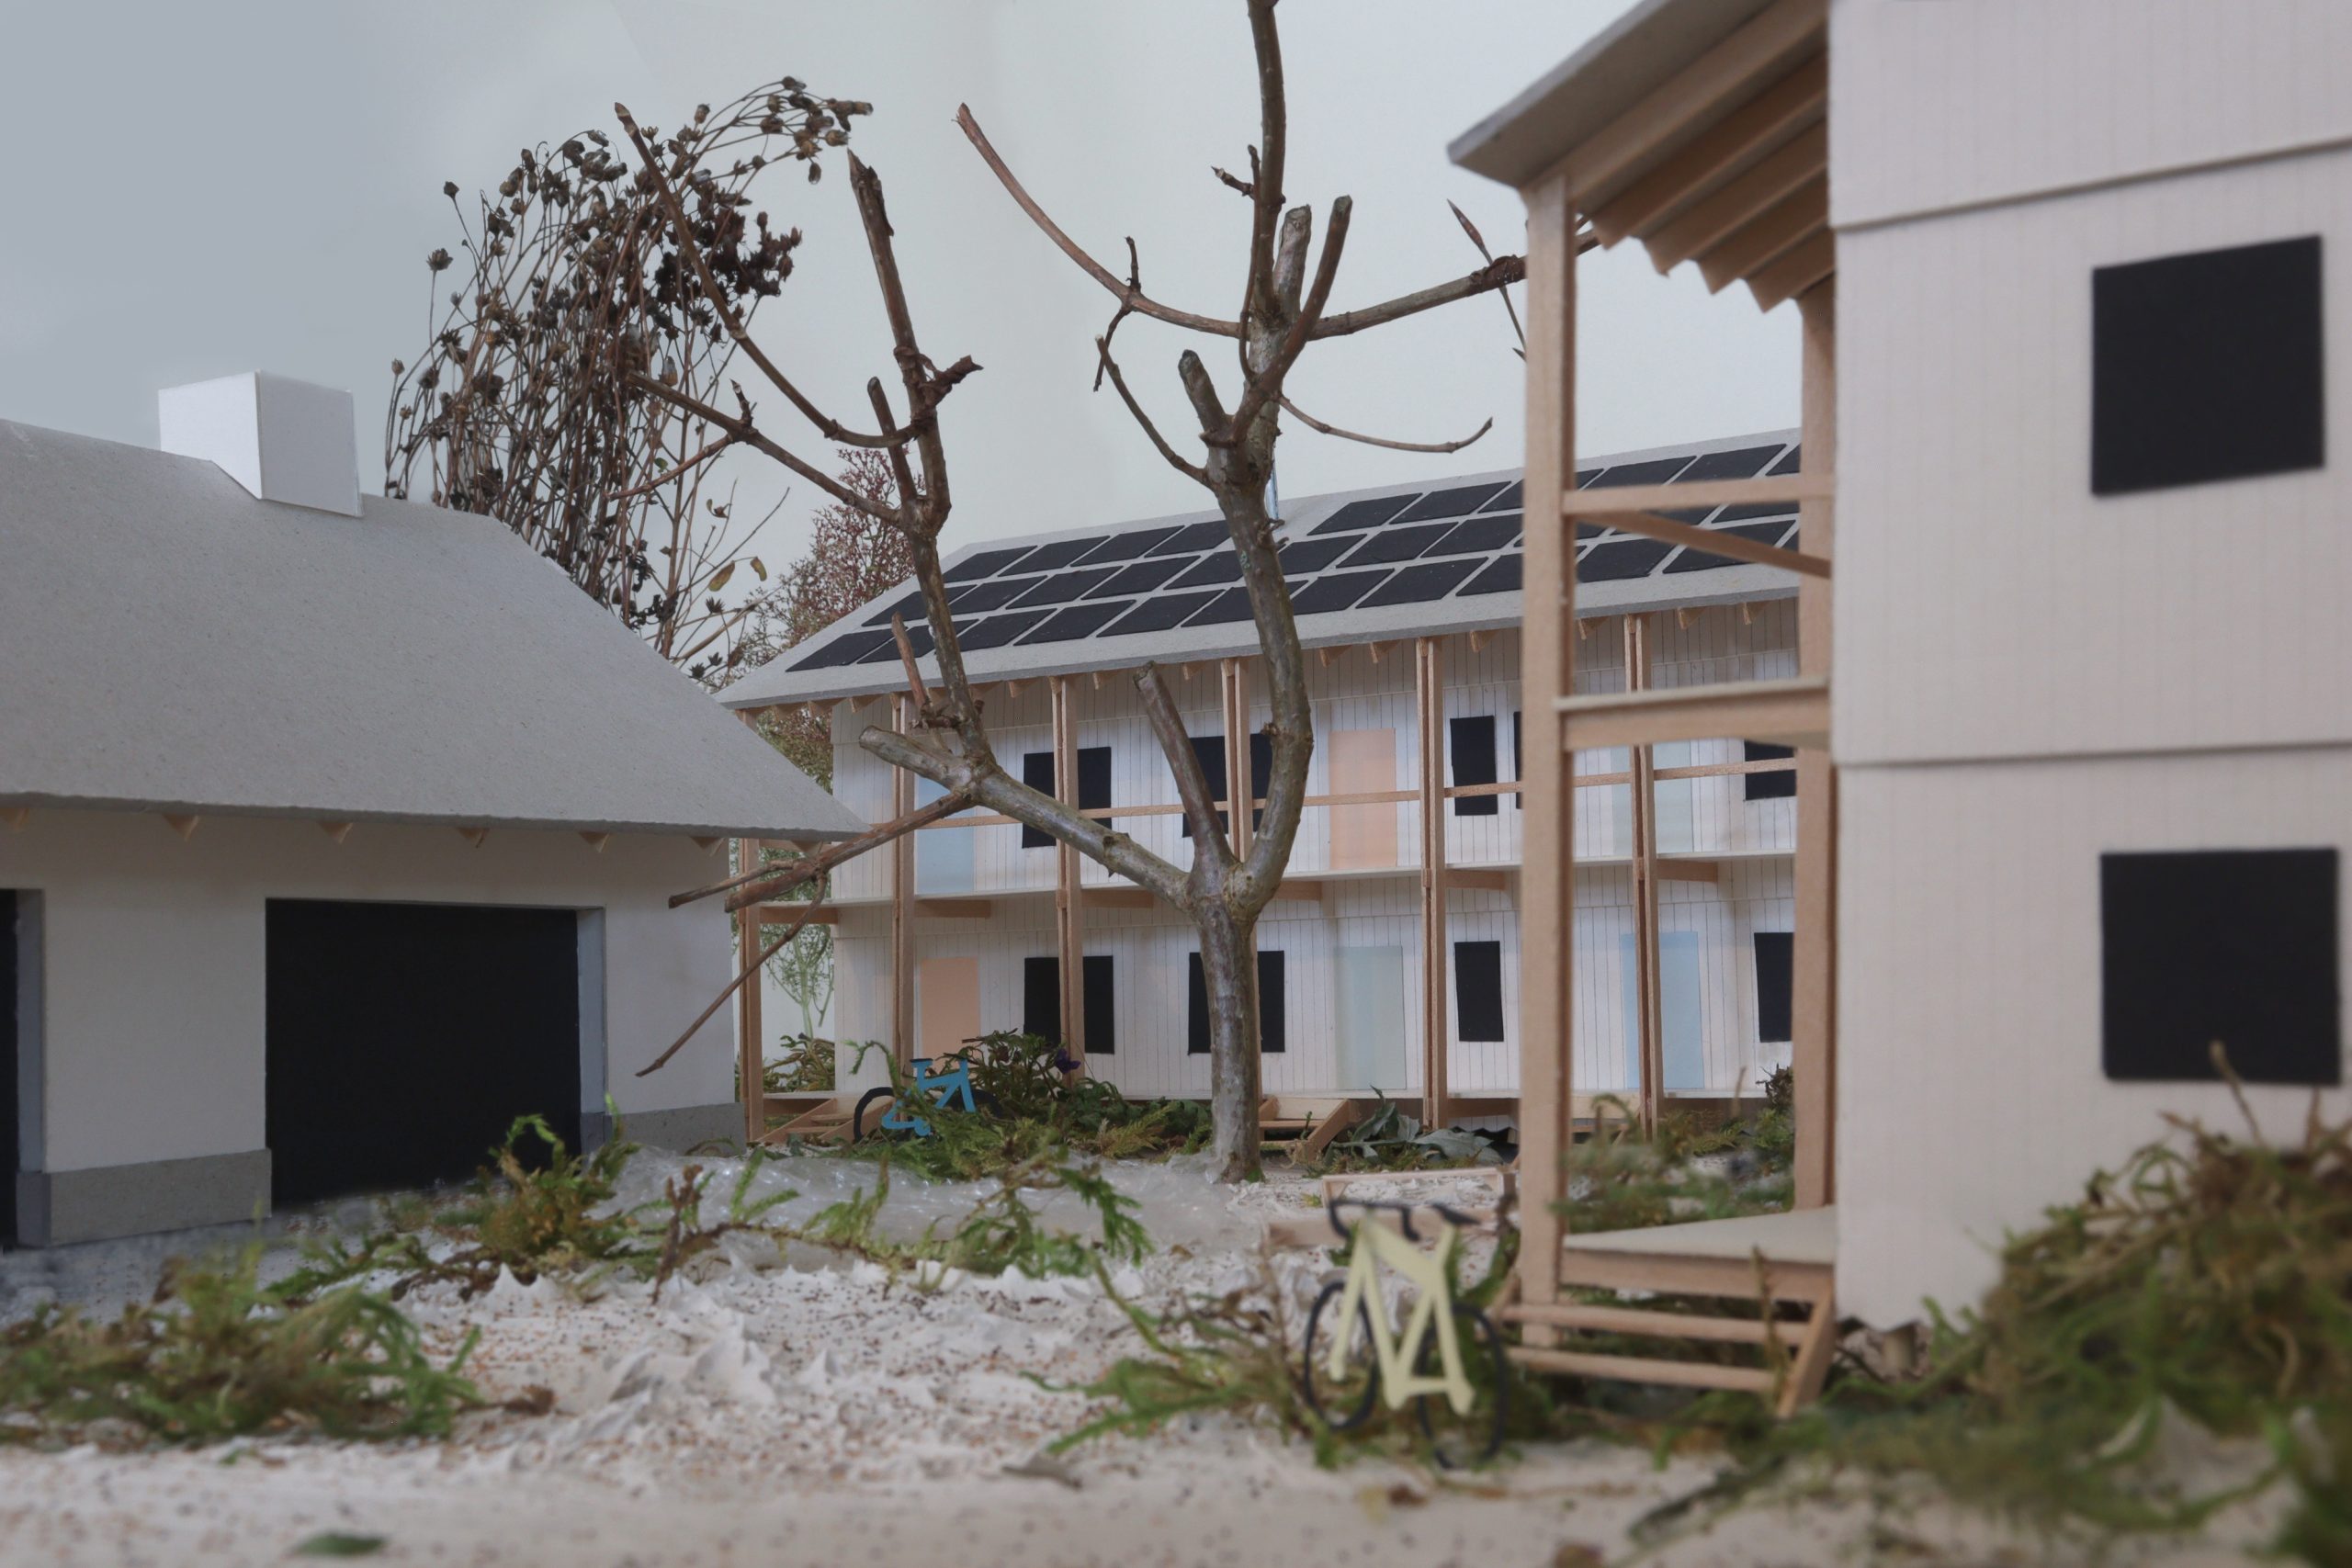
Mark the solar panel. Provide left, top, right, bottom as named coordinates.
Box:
left=1396, top=482, right=1510, bottom=524
left=1716, top=444, right=1804, bottom=521
left=854, top=622, right=935, bottom=663
left=1277, top=535, right=1356, bottom=576
left=1330, top=523, right=1449, bottom=568
left=1169, top=551, right=1245, bottom=590
left=1478, top=480, right=1524, bottom=512
left=1077, top=525, right=1182, bottom=563
left=1018, top=537, right=1107, bottom=572
left=1585, top=456, right=1693, bottom=489
left=1289, top=569, right=1390, bottom=615
left=1023, top=600, right=1134, bottom=643
left=1310, top=495, right=1415, bottom=536
left=1102, top=589, right=1222, bottom=636
left=1770, top=445, right=1801, bottom=474
left=956, top=608, right=1052, bottom=649
left=1663, top=519, right=1795, bottom=573
left=1008, top=565, right=1122, bottom=607
left=862, top=588, right=926, bottom=626
left=1577, top=538, right=1675, bottom=581
left=1363, top=557, right=1479, bottom=606
left=789, top=627, right=896, bottom=670
left=1424, top=513, right=1521, bottom=557
left=947, top=576, right=1035, bottom=614
left=1459, top=553, right=1522, bottom=596
left=1186, top=587, right=1257, bottom=626
left=1146, top=522, right=1230, bottom=557
left=945, top=546, right=1034, bottom=581
left=1087, top=558, right=1189, bottom=598
left=1677, top=444, right=1782, bottom=483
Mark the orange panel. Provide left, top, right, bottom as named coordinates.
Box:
left=1329, top=728, right=1398, bottom=870
left=917, top=955, right=981, bottom=1060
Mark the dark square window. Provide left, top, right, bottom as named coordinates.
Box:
left=1744, top=740, right=1796, bottom=801
left=1023, top=955, right=1060, bottom=1043
left=1083, top=954, right=1115, bottom=1054
left=1022, top=746, right=1110, bottom=847
left=1454, top=940, right=1506, bottom=1042
left=1753, top=931, right=1793, bottom=1044
left=1450, top=716, right=1498, bottom=817
left=1511, top=711, right=1522, bottom=810
left=2091, top=236, right=2325, bottom=496
left=1187, top=950, right=1286, bottom=1053
left=2100, top=848, right=2339, bottom=1084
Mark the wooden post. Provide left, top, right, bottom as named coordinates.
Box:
left=1416, top=636, right=1452, bottom=1131
left=1515, top=169, right=1578, bottom=1342
left=735, top=710, right=765, bottom=1145
left=1792, top=277, right=1838, bottom=1209
left=1051, top=674, right=1085, bottom=1069
left=891, top=695, right=916, bottom=1073
left=1623, top=614, right=1664, bottom=1135
left=1221, top=657, right=1250, bottom=858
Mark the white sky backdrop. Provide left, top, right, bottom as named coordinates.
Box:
left=0, top=0, right=1798, bottom=564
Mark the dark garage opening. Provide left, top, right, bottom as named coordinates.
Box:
left=266, top=899, right=582, bottom=1205
left=3, top=891, right=17, bottom=1247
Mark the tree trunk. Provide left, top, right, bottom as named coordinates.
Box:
left=1198, top=901, right=1264, bottom=1181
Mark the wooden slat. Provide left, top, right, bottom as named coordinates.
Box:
left=1556, top=1247, right=1836, bottom=1304
left=1624, top=615, right=1663, bottom=1135
left=1446, top=868, right=1510, bottom=892
left=1698, top=175, right=1826, bottom=293
left=1589, top=56, right=1828, bottom=245
left=1081, top=886, right=1158, bottom=910
left=1506, top=1347, right=1775, bottom=1394
left=1748, top=227, right=1838, bottom=313
left=1574, top=502, right=1828, bottom=580
left=1565, top=473, right=1831, bottom=517
left=1792, top=280, right=1839, bottom=1211
left=1554, top=0, right=1827, bottom=210
left=1417, top=636, right=1451, bottom=1132
left=915, top=898, right=994, bottom=919
left=1657, top=858, right=1721, bottom=884
left=1559, top=675, right=1828, bottom=751
left=1778, top=1291, right=1838, bottom=1416
left=1500, top=1302, right=1806, bottom=1348
left=1051, top=674, right=1084, bottom=1066
left=1648, top=121, right=1829, bottom=273
left=890, top=696, right=915, bottom=1073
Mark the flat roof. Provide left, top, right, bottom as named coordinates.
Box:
left=0, top=420, right=865, bottom=840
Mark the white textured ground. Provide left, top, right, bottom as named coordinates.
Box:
left=0, top=1154, right=2285, bottom=1567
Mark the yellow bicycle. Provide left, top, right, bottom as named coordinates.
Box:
left=1299, top=1199, right=1507, bottom=1465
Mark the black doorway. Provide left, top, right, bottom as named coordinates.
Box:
left=266, top=899, right=582, bottom=1205
left=3, top=891, right=17, bottom=1247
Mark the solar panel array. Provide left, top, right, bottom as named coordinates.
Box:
left=791, top=441, right=1801, bottom=670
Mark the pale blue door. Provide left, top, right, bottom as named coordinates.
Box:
left=1618, top=930, right=1703, bottom=1095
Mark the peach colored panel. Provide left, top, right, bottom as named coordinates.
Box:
left=1329, top=728, right=1397, bottom=870
left=918, top=956, right=981, bottom=1060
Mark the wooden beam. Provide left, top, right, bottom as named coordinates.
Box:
left=1558, top=674, right=1829, bottom=751
left=1446, top=868, right=1510, bottom=892
left=1565, top=473, right=1831, bottom=517
left=316, top=820, right=353, bottom=843
left=1051, top=673, right=1084, bottom=1069
left=578, top=830, right=611, bottom=853
left=1571, top=502, right=1828, bottom=580
left=1657, top=858, right=1721, bottom=885
left=1222, top=658, right=1250, bottom=858
left=1501, top=1301, right=1807, bottom=1347
left=1269, top=881, right=1326, bottom=903
left=1624, top=615, right=1664, bottom=1137
left=1697, top=175, right=1826, bottom=294
left=1648, top=120, right=1828, bottom=273
left=1514, top=166, right=1578, bottom=1346
left=454, top=825, right=487, bottom=849
left=890, top=696, right=916, bottom=1074
left=1589, top=55, right=1828, bottom=245
left=1506, top=1347, right=1776, bottom=1395
left=1468, top=627, right=1500, bottom=654
left=1747, top=225, right=1838, bottom=313
left=1081, top=886, right=1158, bottom=911
left=692, top=835, right=725, bottom=853
left=1416, top=636, right=1451, bottom=1134
left=915, top=898, right=994, bottom=919
left=1792, top=279, right=1839, bottom=1211
left=1552, top=0, right=1826, bottom=209
left=160, top=814, right=201, bottom=841
left=1367, top=639, right=1402, bottom=664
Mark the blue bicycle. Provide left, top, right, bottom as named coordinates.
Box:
left=853, top=1055, right=999, bottom=1141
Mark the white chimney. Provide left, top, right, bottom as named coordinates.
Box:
left=158, top=371, right=361, bottom=517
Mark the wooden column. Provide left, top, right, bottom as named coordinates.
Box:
left=734, top=708, right=765, bottom=1145
left=1623, top=615, right=1664, bottom=1134
left=1416, top=637, right=1452, bottom=1130
left=1050, top=674, right=1085, bottom=1068
left=1792, top=278, right=1838, bottom=1209
left=890, top=695, right=916, bottom=1072
left=1221, top=657, right=1250, bottom=858
left=1515, top=170, right=1578, bottom=1339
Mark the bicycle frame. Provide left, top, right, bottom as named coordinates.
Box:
left=879, top=1055, right=976, bottom=1137
left=1323, top=1207, right=1477, bottom=1416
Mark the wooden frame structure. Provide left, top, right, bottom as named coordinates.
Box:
left=1460, top=0, right=1840, bottom=1404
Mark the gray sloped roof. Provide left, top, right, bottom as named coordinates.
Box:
left=0, top=420, right=863, bottom=840
left=722, top=429, right=1804, bottom=710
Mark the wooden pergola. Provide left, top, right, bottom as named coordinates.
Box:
left=1453, top=0, right=1841, bottom=1405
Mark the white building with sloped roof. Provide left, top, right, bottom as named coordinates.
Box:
left=0, top=373, right=863, bottom=1247
left=721, top=432, right=1809, bottom=1140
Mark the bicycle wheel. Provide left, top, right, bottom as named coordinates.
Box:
left=852, top=1086, right=895, bottom=1143
left=1300, top=1279, right=1382, bottom=1431
left=1414, top=1302, right=1508, bottom=1468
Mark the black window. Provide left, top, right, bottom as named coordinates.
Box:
left=1182, top=733, right=1272, bottom=837
left=2101, top=848, right=2340, bottom=1084
left=1187, top=949, right=1287, bottom=1054
left=2091, top=236, right=2324, bottom=496
left=1450, top=716, right=1498, bottom=817
left=1754, top=931, right=1793, bottom=1043
left=1454, top=940, right=1506, bottom=1042
left=1021, top=745, right=1111, bottom=848
left=1083, top=954, right=1115, bottom=1055
left=1744, top=740, right=1796, bottom=801
left=1022, top=954, right=1060, bottom=1043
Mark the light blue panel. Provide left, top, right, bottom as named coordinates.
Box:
left=1618, top=931, right=1704, bottom=1094
left=1654, top=741, right=1695, bottom=854
left=1335, top=945, right=1408, bottom=1092
left=912, top=777, right=974, bottom=895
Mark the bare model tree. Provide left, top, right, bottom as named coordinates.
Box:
left=385, top=82, right=869, bottom=684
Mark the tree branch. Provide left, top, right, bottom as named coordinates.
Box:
left=1277, top=394, right=1493, bottom=454
left=1095, top=337, right=1208, bottom=484
left=636, top=898, right=830, bottom=1077
left=672, top=786, right=977, bottom=911
left=628, top=372, right=897, bottom=520
left=1229, top=197, right=1351, bottom=442
left=1135, top=662, right=1233, bottom=861
left=1243, top=0, right=1289, bottom=327
left=599, top=432, right=736, bottom=505
left=1306, top=254, right=1528, bottom=340
left=1449, top=199, right=1527, bottom=356
left=956, top=104, right=1243, bottom=339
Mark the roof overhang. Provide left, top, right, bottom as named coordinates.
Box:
left=1449, top=0, right=1831, bottom=313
